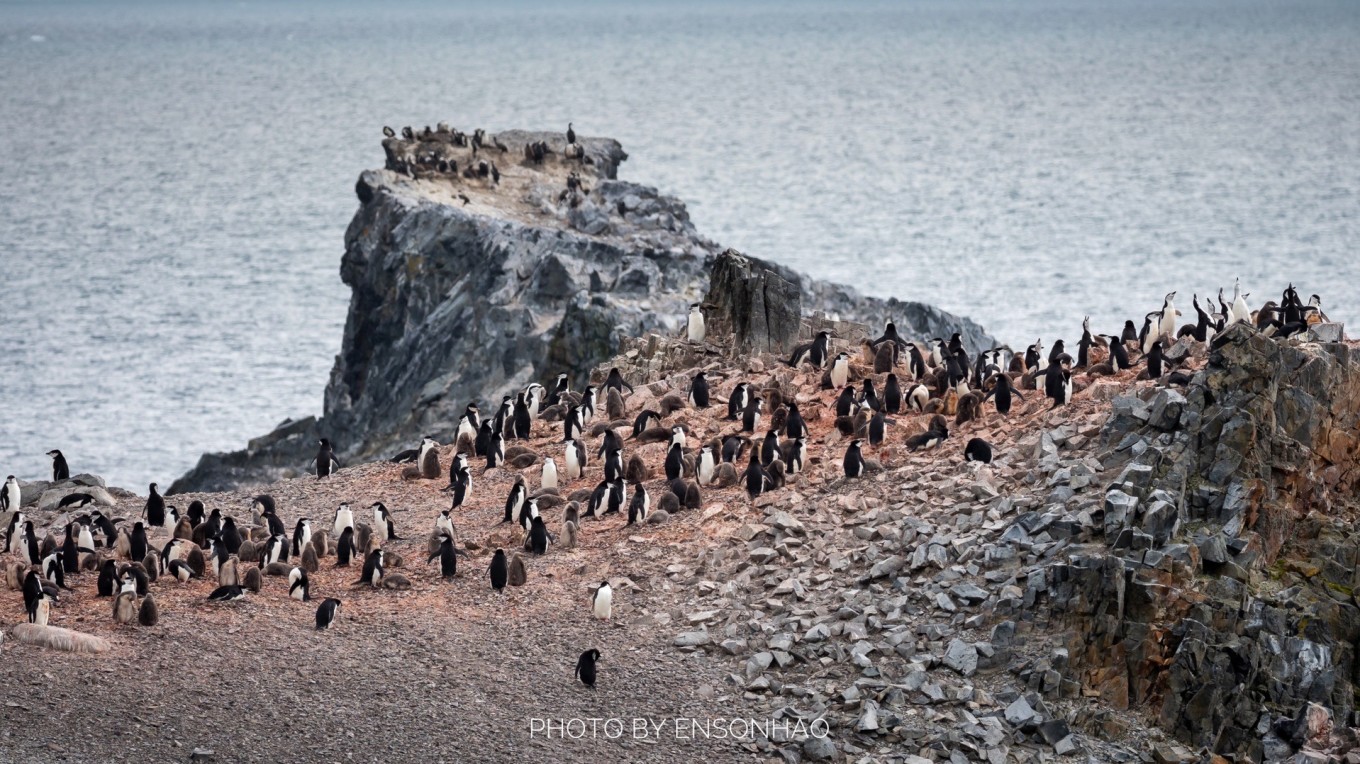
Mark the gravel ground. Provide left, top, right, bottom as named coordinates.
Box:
left=1, top=420, right=780, bottom=763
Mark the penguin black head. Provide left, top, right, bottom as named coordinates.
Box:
left=319, top=438, right=331, bottom=448
left=47, top=450, right=62, bottom=459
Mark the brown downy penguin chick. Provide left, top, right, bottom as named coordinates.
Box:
left=562, top=520, right=578, bottom=549
left=658, top=491, right=680, bottom=514
left=646, top=509, right=670, bottom=525
left=364, top=533, right=383, bottom=557
left=634, top=427, right=672, bottom=445
left=508, top=554, right=528, bottom=586
left=192, top=523, right=210, bottom=548
left=564, top=502, right=581, bottom=527
left=264, top=561, right=291, bottom=577
left=311, top=529, right=328, bottom=559
left=874, top=341, right=896, bottom=374
left=507, top=452, right=539, bottom=469
left=237, top=538, right=258, bottom=563
left=714, top=462, right=740, bottom=488
left=113, top=591, right=137, bottom=624
left=955, top=391, right=984, bottom=426
left=138, top=593, right=159, bottom=626
left=767, top=459, right=787, bottom=489
left=382, top=573, right=412, bottom=590
left=354, top=523, right=373, bottom=554
left=657, top=394, right=686, bottom=416
left=249, top=525, right=271, bottom=542
left=185, top=546, right=206, bottom=577
left=81, top=554, right=99, bottom=573
left=567, top=488, right=594, bottom=505
left=606, top=388, right=626, bottom=420
left=219, top=557, right=240, bottom=587
left=683, top=481, right=702, bottom=510
left=301, top=544, right=319, bottom=573
left=6, top=562, right=24, bottom=590
left=113, top=531, right=131, bottom=559
left=426, top=531, right=445, bottom=558
left=859, top=338, right=877, bottom=365
left=385, top=550, right=404, bottom=568
left=173, top=516, right=194, bottom=540
left=534, top=493, right=565, bottom=510
left=141, top=551, right=160, bottom=582
left=681, top=453, right=697, bottom=478
left=242, top=565, right=262, bottom=593
left=769, top=406, right=788, bottom=436
left=762, top=388, right=784, bottom=413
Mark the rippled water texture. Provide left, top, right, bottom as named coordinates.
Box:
left=1, top=0, right=1356, bottom=487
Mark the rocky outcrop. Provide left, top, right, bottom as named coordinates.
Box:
left=173, top=128, right=994, bottom=493
left=1035, top=323, right=1360, bottom=760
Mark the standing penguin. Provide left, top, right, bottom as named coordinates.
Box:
left=696, top=446, right=717, bottom=486
left=1145, top=339, right=1165, bottom=379
left=1, top=475, right=19, bottom=515
left=59, top=523, right=81, bottom=573
left=883, top=373, right=903, bottom=414
left=564, top=439, right=587, bottom=481
left=575, top=649, right=601, bottom=688
left=686, top=303, right=705, bottom=343
left=741, top=397, right=763, bottom=433
left=144, top=483, right=165, bottom=528
left=129, top=522, right=148, bottom=562
left=372, top=502, right=399, bottom=541
left=503, top=477, right=528, bottom=525
left=528, top=516, right=550, bottom=555
left=724, top=381, right=749, bottom=421
left=1159, top=291, right=1178, bottom=341
left=291, top=519, right=313, bottom=558
left=315, top=438, right=339, bottom=479
left=97, top=559, right=118, bottom=597
left=592, top=581, right=612, bottom=620
left=984, top=373, right=1023, bottom=415
left=627, top=483, right=649, bottom=525
left=742, top=449, right=769, bottom=499
left=512, top=394, right=532, bottom=440
left=335, top=526, right=358, bottom=567
left=357, top=549, right=384, bottom=588
left=541, top=457, right=558, bottom=490
left=689, top=371, right=710, bottom=408
left=830, top=352, right=850, bottom=389
left=664, top=442, right=685, bottom=481
left=332, top=503, right=354, bottom=539
left=844, top=439, right=866, bottom=478
left=315, top=598, right=342, bottom=630
left=489, top=548, right=508, bottom=591
left=429, top=533, right=458, bottom=578
left=48, top=450, right=70, bottom=481
left=487, top=431, right=505, bottom=469
left=23, top=571, right=44, bottom=623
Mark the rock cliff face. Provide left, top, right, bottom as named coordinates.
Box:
left=172, top=129, right=994, bottom=492
left=1036, top=324, right=1360, bottom=760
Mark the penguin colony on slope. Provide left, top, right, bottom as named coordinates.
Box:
left=0, top=193, right=1335, bottom=690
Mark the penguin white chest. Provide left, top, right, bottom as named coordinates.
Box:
left=687, top=308, right=705, bottom=343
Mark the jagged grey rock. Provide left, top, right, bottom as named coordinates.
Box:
left=173, top=130, right=995, bottom=492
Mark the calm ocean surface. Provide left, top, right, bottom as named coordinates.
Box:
left=1, top=0, right=1356, bottom=488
